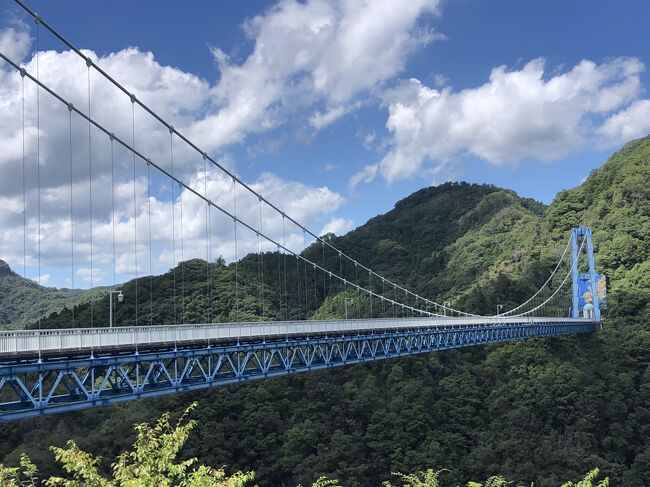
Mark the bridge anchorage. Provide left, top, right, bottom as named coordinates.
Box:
left=0, top=1, right=603, bottom=421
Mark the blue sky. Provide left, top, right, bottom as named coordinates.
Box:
left=1, top=0, right=649, bottom=288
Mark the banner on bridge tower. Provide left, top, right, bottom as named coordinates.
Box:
left=578, top=274, right=607, bottom=308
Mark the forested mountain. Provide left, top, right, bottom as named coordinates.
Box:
left=0, top=260, right=113, bottom=328
left=28, top=181, right=551, bottom=330
left=1, top=136, right=649, bottom=486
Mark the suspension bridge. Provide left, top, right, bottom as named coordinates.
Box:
left=0, top=1, right=602, bottom=421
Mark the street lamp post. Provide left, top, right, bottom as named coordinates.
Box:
left=345, top=298, right=354, bottom=320
left=109, top=290, right=124, bottom=328
left=443, top=301, right=451, bottom=317
left=496, top=304, right=503, bottom=316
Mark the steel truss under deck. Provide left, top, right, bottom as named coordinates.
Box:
left=0, top=320, right=596, bottom=421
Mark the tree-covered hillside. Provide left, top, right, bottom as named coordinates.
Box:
left=24, top=181, right=549, bottom=330
left=0, top=260, right=113, bottom=328
left=1, top=136, right=650, bottom=486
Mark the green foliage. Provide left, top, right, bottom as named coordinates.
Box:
left=383, top=468, right=446, bottom=487
left=466, top=478, right=510, bottom=487
left=0, top=453, right=38, bottom=486
left=13, top=402, right=255, bottom=487
left=0, top=260, right=113, bottom=329
left=0, top=407, right=608, bottom=487
left=305, top=477, right=342, bottom=487
left=559, top=468, right=609, bottom=487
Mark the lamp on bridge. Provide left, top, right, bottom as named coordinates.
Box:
left=109, top=291, right=124, bottom=328
left=496, top=304, right=503, bottom=316
left=345, top=298, right=354, bottom=320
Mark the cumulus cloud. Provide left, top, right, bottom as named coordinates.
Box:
left=0, top=10, right=378, bottom=287
left=597, top=99, right=650, bottom=145
left=76, top=267, right=107, bottom=285
left=349, top=163, right=378, bottom=190
left=190, top=0, right=441, bottom=142
left=0, top=0, right=445, bottom=287
left=0, top=160, right=346, bottom=287
left=366, top=57, right=646, bottom=184
left=0, top=19, right=31, bottom=62
left=32, top=274, right=51, bottom=287
left=309, top=102, right=361, bottom=130
left=0, top=0, right=441, bottom=194
left=0, top=46, right=213, bottom=202
left=320, top=217, right=355, bottom=236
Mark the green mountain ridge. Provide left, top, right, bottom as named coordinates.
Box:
left=1, top=136, right=650, bottom=486
left=0, top=260, right=116, bottom=328
left=20, top=182, right=550, bottom=330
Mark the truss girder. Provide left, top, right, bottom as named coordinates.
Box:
left=0, top=321, right=596, bottom=421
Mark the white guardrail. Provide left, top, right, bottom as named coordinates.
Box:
left=0, top=317, right=590, bottom=356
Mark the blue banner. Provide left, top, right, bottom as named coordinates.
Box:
left=578, top=274, right=607, bottom=308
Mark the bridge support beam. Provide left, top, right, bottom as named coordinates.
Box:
left=571, top=228, right=580, bottom=318
left=571, top=226, right=601, bottom=321
left=585, top=227, right=601, bottom=322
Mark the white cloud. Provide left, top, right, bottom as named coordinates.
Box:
left=189, top=0, right=442, bottom=145
left=0, top=45, right=213, bottom=202
left=0, top=0, right=441, bottom=200
left=373, top=57, right=645, bottom=183
left=319, top=163, right=338, bottom=173
left=76, top=267, right=107, bottom=285
left=362, top=131, right=376, bottom=150
left=349, top=163, right=378, bottom=190
left=0, top=0, right=444, bottom=287
left=320, top=217, right=354, bottom=236
left=0, top=22, right=354, bottom=287
left=309, top=102, right=361, bottom=130
left=32, top=274, right=51, bottom=287
left=0, top=161, right=347, bottom=287
left=597, top=99, right=650, bottom=145
left=0, top=22, right=31, bottom=62
left=432, top=73, right=448, bottom=87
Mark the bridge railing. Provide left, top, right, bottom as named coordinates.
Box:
left=0, top=317, right=594, bottom=357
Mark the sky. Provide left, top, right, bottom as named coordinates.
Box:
left=1, top=0, right=649, bottom=289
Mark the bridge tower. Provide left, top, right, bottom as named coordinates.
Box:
left=570, top=226, right=601, bottom=321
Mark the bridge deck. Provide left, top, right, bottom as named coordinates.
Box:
left=0, top=316, right=593, bottom=358
left=0, top=317, right=598, bottom=420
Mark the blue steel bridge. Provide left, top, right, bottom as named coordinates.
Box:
left=0, top=1, right=602, bottom=421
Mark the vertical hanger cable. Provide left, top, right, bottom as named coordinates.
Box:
left=232, top=179, right=239, bottom=321
left=147, top=160, right=153, bottom=326
left=170, top=130, right=176, bottom=325
left=36, top=18, right=42, bottom=331
left=21, top=71, right=26, bottom=281
left=68, top=104, right=75, bottom=328
left=132, top=100, right=138, bottom=326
